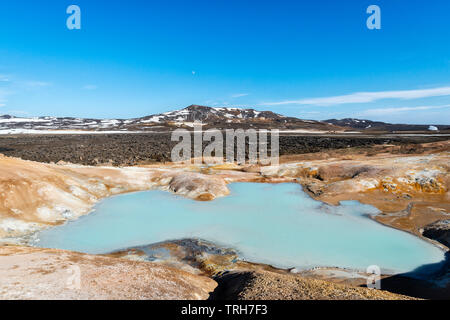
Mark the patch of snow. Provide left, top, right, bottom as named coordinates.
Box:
left=0, top=218, right=41, bottom=233
left=69, top=185, right=91, bottom=199
left=100, top=119, right=121, bottom=127
left=428, top=126, right=439, bottom=131
left=0, top=118, right=50, bottom=123
left=0, top=129, right=145, bottom=135
left=278, top=129, right=328, bottom=134
left=358, top=178, right=379, bottom=190
left=86, top=182, right=108, bottom=194
left=36, top=207, right=56, bottom=221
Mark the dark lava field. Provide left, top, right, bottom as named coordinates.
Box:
left=0, top=133, right=448, bottom=166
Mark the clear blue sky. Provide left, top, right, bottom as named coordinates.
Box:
left=0, top=0, right=449, bottom=124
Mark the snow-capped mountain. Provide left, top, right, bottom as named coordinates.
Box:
left=139, top=105, right=286, bottom=124
left=2, top=107, right=448, bottom=134
left=0, top=114, right=129, bottom=133
left=0, top=105, right=341, bottom=133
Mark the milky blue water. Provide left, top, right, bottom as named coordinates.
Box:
left=36, top=183, right=446, bottom=274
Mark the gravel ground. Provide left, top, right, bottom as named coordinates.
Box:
left=0, top=133, right=447, bottom=166
left=209, top=271, right=415, bottom=300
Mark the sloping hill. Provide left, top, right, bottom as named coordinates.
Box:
left=0, top=105, right=341, bottom=133
left=325, top=118, right=450, bottom=132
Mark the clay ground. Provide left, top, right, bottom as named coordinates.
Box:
left=0, top=135, right=449, bottom=300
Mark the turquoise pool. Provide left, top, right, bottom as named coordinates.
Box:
left=36, top=183, right=446, bottom=274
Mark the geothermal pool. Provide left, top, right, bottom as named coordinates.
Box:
left=36, top=183, right=446, bottom=274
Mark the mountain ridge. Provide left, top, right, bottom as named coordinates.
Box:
left=0, top=105, right=340, bottom=133
left=325, top=118, right=450, bottom=132
left=1, top=105, right=449, bottom=133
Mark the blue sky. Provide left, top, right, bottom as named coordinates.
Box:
left=0, top=0, right=449, bottom=124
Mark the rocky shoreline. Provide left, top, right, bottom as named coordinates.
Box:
left=0, top=241, right=417, bottom=300
left=110, top=237, right=449, bottom=300
left=423, top=220, right=450, bottom=248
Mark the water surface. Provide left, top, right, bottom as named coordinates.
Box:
left=36, top=183, right=445, bottom=274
